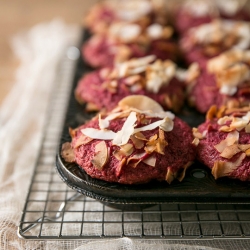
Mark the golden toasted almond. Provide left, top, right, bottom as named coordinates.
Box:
left=118, top=95, right=163, bottom=113
left=61, top=142, right=75, bottom=163
left=206, top=105, right=217, bottom=120
left=212, top=153, right=246, bottom=179
left=220, top=144, right=241, bottom=159
left=74, top=134, right=93, bottom=148
left=91, top=141, right=109, bottom=170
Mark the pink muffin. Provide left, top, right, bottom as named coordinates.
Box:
left=83, top=22, right=179, bottom=68
left=61, top=96, right=195, bottom=185
left=180, top=19, right=250, bottom=68
left=84, top=0, right=169, bottom=34
left=193, top=106, right=250, bottom=181
left=187, top=49, right=250, bottom=113
left=75, top=56, right=186, bottom=113
left=175, top=0, right=250, bottom=35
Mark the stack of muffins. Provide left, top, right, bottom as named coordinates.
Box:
left=62, top=0, right=250, bottom=184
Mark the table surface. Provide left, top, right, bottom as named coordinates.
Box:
left=0, top=0, right=98, bottom=105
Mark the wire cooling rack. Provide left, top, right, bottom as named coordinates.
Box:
left=18, top=46, right=250, bottom=241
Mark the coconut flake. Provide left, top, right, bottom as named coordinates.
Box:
left=118, top=95, right=164, bottom=113
left=81, top=128, right=116, bottom=140
left=61, top=142, right=75, bottom=163
left=91, top=141, right=109, bottom=170
left=220, top=144, right=241, bottom=159
left=214, top=130, right=239, bottom=153
left=212, top=152, right=246, bottom=179
left=147, top=23, right=163, bottom=39
left=98, top=114, right=110, bottom=129
left=142, top=155, right=157, bottom=167
left=112, top=111, right=137, bottom=146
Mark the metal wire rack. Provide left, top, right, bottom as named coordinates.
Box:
left=18, top=46, right=250, bottom=241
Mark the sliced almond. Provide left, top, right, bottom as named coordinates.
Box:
left=91, top=141, right=109, bottom=170
left=61, top=142, right=75, bottom=163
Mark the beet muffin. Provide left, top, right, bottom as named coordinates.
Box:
left=180, top=19, right=250, bottom=68
left=84, top=0, right=169, bottom=34
left=61, top=96, right=195, bottom=185
left=83, top=22, right=179, bottom=68
left=187, top=49, right=250, bottom=113
left=193, top=105, right=250, bottom=181
left=175, top=0, right=250, bottom=35
left=75, top=55, right=187, bottom=113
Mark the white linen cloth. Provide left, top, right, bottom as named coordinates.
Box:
left=0, top=18, right=250, bottom=250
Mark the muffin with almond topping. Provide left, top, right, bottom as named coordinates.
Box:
left=75, top=55, right=186, bottom=113
left=187, top=49, right=250, bottom=113
left=193, top=105, right=250, bottom=181
left=175, top=0, right=250, bottom=35
left=61, top=96, right=195, bottom=185
left=83, top=21, right=180, bottom=68
left=180, top=19, right=250, bottom=68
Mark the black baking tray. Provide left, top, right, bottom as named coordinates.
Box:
left=56, top=30, right=250, bottom=207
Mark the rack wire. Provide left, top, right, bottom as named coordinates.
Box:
left=18, top=46, right=250, bottom=241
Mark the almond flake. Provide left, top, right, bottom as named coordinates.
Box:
left=91, top=141, right=109, bottom=170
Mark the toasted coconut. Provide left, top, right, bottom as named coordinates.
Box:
left=185, top=62, right=200, bottom=83
left=220, top=144, right=241, bottom=159
left=74, top=134, right=93, bottom=148
left=217, top=115, right=232, bottom=125
left=115, top=158, right=127, bottom=176
left=130, top=134, right=145, bottom=149
left=86, top=102, right=100, bottom=112
left=118, top=95, right=163, bottom=113
left=142, top=155, right=157, bottom=167
left=124, top=75, right=141, bottom=85
left=238, top=144, right=250, bottom=152
left=246, top=148, right=250, bottom=157
left=230, top=117, right=249, bottom=131
left=134, top=131, right=147, bottom=141
left=219, top=125, right=235, bottom=132
left=98, top=114, right=110, bottom=129
left=112, top=111, right=137, bottom=146
left=192, top=138, right=200, bottom=146
left=165, top=168, right=175, bottom=184
left=212, top=153, right=246, bottom=179
left=206, top=105, right=217, bottom=120
left=91, top=141, right=109, bottom=170
left=177, top=161, right=193, bottom=182
left=61, top=142, right=75, bottom=163
left=81, top=128, right=116, bottom=140
left=120, top=143, right=134, bottom=156
left=245, top=124, right=250, bottom=133
left=69, top=127, right=77, bottom=138
left=192, top=127, right=204, bottom=139
left=214, top=131, right=239, bottom=153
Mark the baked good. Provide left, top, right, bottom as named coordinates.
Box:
left=175, top=0, right=250, bottom=35
left=75, top=55, right=186, bottom=113
left=180, top=19, right=250, bottom=68
left=187, top=49, right=250, bottom=113
left=61, top=95, right=195, bottom=185
left=193, top=105, right=250, bottom=181
left=84, top=0, right=169, bottom=34
left=83, top=22, right=179, bottom=68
